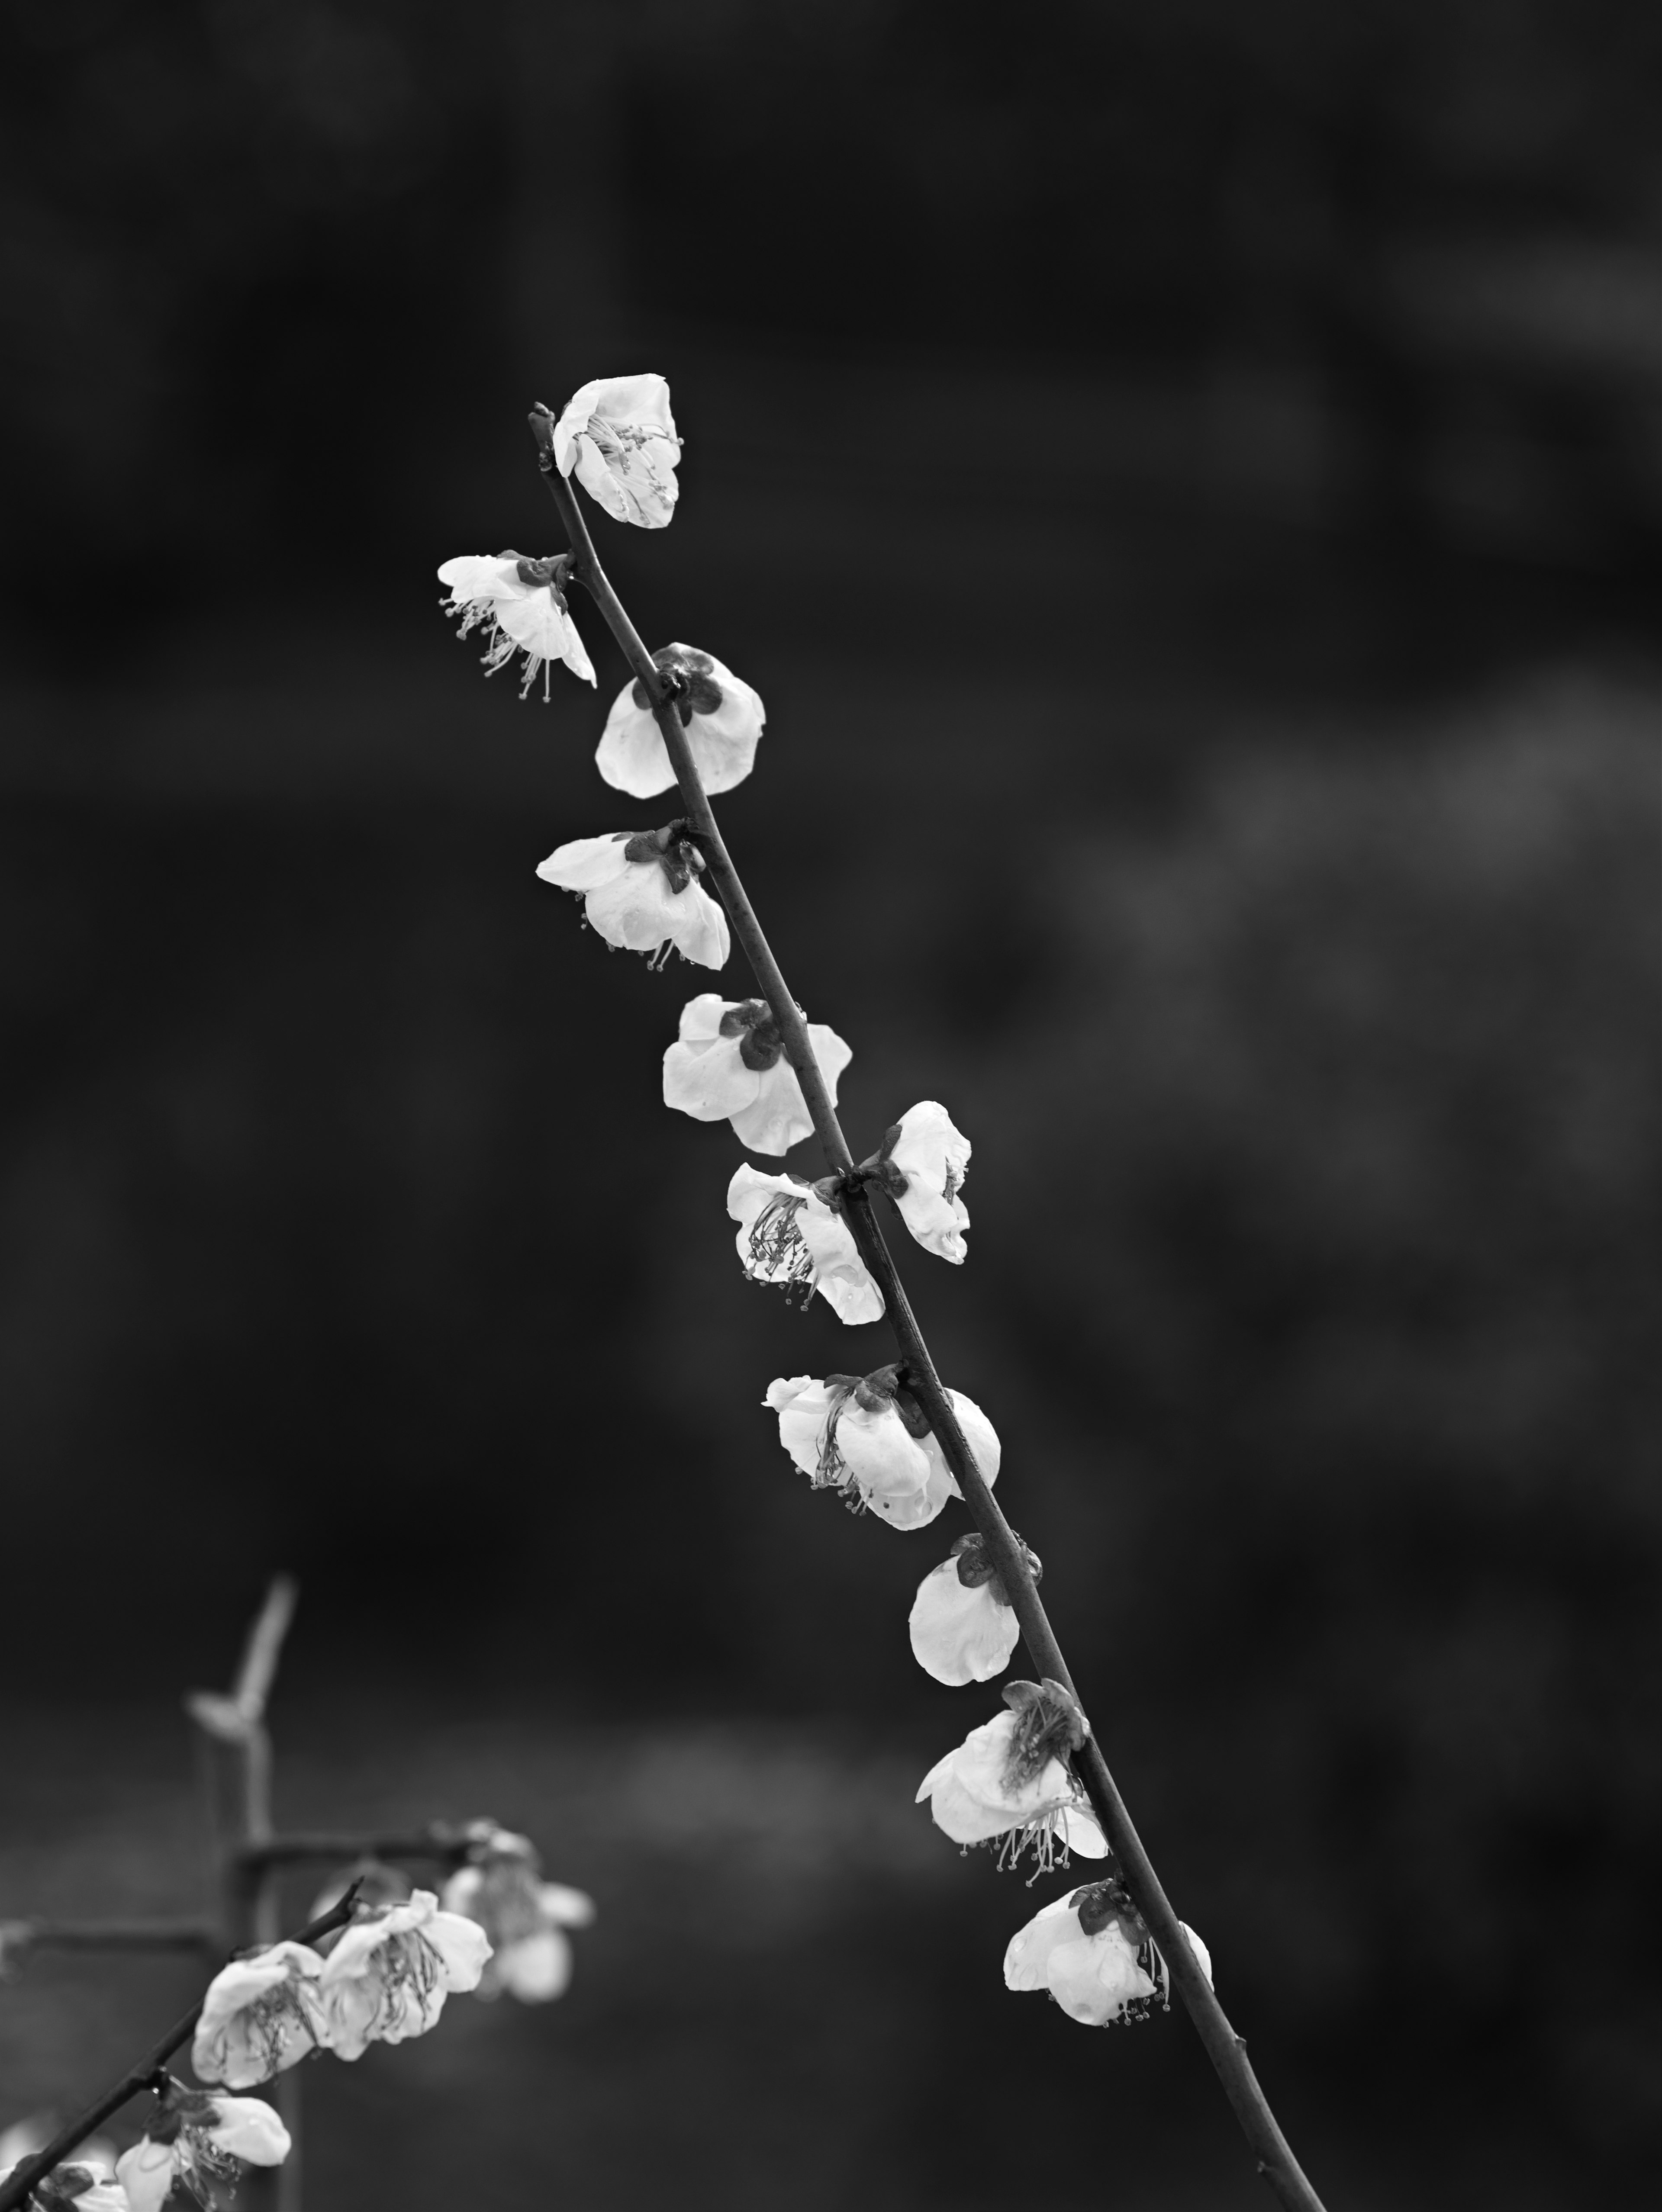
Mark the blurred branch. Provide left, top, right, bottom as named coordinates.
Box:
left=231, top=1827, right=471, bottom=1874
left=1, top=1919, right=218, bottom=1957
left=536, top=424, right=1330, bottom=2212
left=0, top=1886, right=361, bottom=2212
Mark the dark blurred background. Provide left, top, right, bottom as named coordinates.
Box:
left=1, top=2, right=1658, bottom=2206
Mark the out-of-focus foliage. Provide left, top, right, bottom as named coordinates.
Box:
left=2, top=0, right=1659, bottom=595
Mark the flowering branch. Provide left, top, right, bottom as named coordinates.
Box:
left=531, top=408, right=1328, bottom=2212
left=0, top=1890, right=361, bottom=2212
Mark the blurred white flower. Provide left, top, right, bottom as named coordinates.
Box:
left=1004, top=1878, right=1211, bottom=2027
left=766, top=1370, right=1000, bottom=1529
left=870, top=1101, right=971, bottom=1261
left=728, top=1166, right=883, bottom=1323
left=441, top=1826, right=595, bottom=2005
left=116, top=2094, right=289, bottom=2212
left=191, top=1940, right=328, bottom=2089
left=0, top=2146, right=126, bottom=2212
left=908, top=1533, right=1029, bottom=1684
left=437, top=553, right=596, bottom=697
left=552, top=374, right=681, bottom=529
left=314, top=1891, right=490, bottom=2061
left=664, top=995, right=851, bottom=1154
left=917, top=1679, right=1106, bottom=1870
left=597, top=646, right=764, bottom=798
left=538, top=829, right=729, bottom=971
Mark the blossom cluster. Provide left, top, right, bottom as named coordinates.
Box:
left=443, top=369, right=1212, bottom=2032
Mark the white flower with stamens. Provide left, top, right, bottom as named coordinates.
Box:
left=116, top=2095, right=289, bottom=2212
left=727, top=1166, right=883, bottom=1324
left=1004, top=1878, right=1211, bottom=2027
left=552, top=374, right=681, bottom=529
left=441, top=1826, right=595, bottom=2005
left=909, top=1533, right=1029, bottom=1684
left=313, top=1890, right=491, bottom=2060
left=191, top=1940, right=328, bottom=2089
left=664, top=995, right=850, bottom=1155
left=597, top=646, right=764, bottom=798
left=766, top=1370, right=1000, bottom=1528
left=870, top=1101, right=971, bottom=1262
left=538, top=828, right=729, bottom=971
left=917, top=1680, right=1107, bottom=1870
left=437, top=553, right=596, bottom=698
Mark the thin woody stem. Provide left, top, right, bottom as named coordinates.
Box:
left=536, top=423, right=1329, bottom=2212
left=0, top=1889, right=362, bottom=2212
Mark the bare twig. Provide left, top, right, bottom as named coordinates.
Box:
left=0, top=1888, right=362, bottom=2212
left=0, top=1921, right=218, bottom=1956
left=535, top=424, right=1329, bottom=2212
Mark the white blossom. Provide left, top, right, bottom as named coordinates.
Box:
left=664, top=996, right=850, bottom=1154
left=597, top=646, right=764, bottom=798
left=917, top=1680, right=1106, bottom=1870
left=0, top=2151, right=127, bottom=2212
left=442, top=1834, right=595, bottom=2005
left=437, top=553, right=596, bottom=697
left=1004, top=1880, right=1211, bottom=2027
left=766, top=1371, right=1000, bottom=1529
left=873, top=1101, right=971, bottom=1261
left=728, top=1166, right=883, bottom=1324
left=552, top=374, right=681, bottom=529
left=908, top=1535, right=1025, bottom=1684
left=313, top=1890, right=491, bottom=2061
left=116, top=2096, right=289, bottom=2212
left=190, top=1940, right=328, bottom=2089
left=538, top=829, right=729, bottom=971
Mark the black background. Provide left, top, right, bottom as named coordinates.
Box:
left=1, top=4, right=1657, bottom=2207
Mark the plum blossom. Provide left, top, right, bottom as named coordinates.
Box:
left=441, top=1824, right=595, bottom=2004
left=597, top=646, right=765, bottom=798
left=437, top=553, right=596, bottom=697
left=313, top=1891, right=490, bottom=2061
left=728, top=1166, right=883, bottom=1323
left=538, top=826, right=729, bottom=971
left=664, top=996, right=851, bottom=1154
left=552, top=375, right=681, bottom=529
left=190, top=1940, right=328, bottom=2089
left=1004, top=1875, right=1212, bottom=2027
left=0, top=2151, right=127, bottom=2212
left=766, top=1370, right=1000, bottom=1529
left=909, top=1532, right=1035, bottom=1685
left=116, top=2093, right=289, bottom=2212
left=863, top=1101, right=971, bottom=1261
left=917, top=1679, right=1107, bottom=1871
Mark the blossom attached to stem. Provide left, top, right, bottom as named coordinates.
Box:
left=766, top=1367, right=1000, bottom=1528
left=551, top=374, right=681, bottom=529
left=0, top=2158, right=126, bottom=2212
left=1004, top=1874, right=1212, bottom=2027
left=859, top=1102, right=971, bottom=1262
left=190, top=1940, right=329, bottom=2090
left=598, top=646, right=764, bottom=798
left=664, top=995, right=851, bottom=1154
left=538, top=825, right=730, bottom=970
left=728, top=1166, right=883, bottom=1322
left=313, top=1891, right=491, bottom=2060
left=116, top=2091, right=289, bottom=2212
left=437, top=553, right=596, bottom=697
left=917, top=1679, right=1107, bottom=1871
left=908, top=1532, right=1036, bottom=1684
left=441, top=1823, right=596, bottom=2004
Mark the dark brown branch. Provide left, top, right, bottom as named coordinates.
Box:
left=0, top=1888, right=362, bottom=2212
left=536, top=430, right=1329, bottom=2212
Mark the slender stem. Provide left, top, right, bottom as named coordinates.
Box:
left=0, top=1892, right=361, bottom=2212
left=538, top=437, right=1330, bottom=2212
